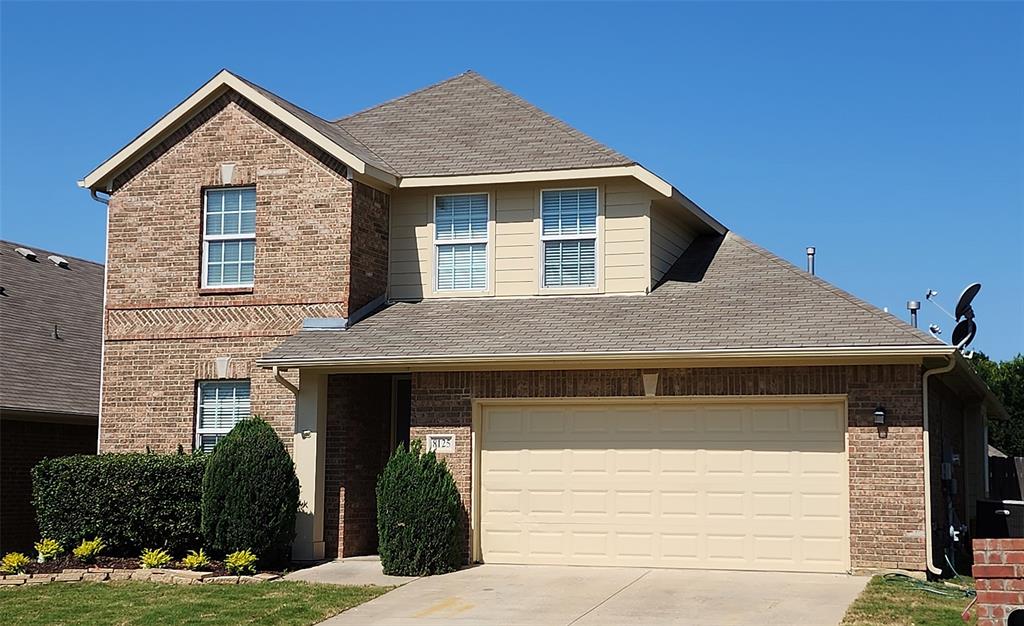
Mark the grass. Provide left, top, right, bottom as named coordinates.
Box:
left=841, top=574, right=976, bottom=626
left=0, top=581, right=391, bottom=626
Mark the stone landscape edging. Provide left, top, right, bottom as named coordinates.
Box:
left=0, top=567, right=281, bottom=586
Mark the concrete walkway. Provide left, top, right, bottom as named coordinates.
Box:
left=317, top=564, right=868, bottom=625
left=285, top=556, right=416, bottom=587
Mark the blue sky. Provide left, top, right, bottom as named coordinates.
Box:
left=2, top=1, right=1021, bottom=359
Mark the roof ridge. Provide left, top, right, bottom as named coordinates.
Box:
left=333, top=70, right=477, bottom=123
left=726, top=232, right=938, bottom=344
left=326, top=118, right=399, bottom=173
left=461, top=72, right=631, bottom=163
left=0, top=239, right=104, bottom=267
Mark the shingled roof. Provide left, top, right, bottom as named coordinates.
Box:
left=0, top=241, right=103, bottom=418
left=334, top=71, right=634, bottom=177
left=260, top=232, right=943, bottom=367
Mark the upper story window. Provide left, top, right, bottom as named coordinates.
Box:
left=541, top=188, right=598, bottom=288
left=434, top=193, right=489, bottom=291
left=203, top=187, right=256, bottom=288
left=195, top=379, right=250, bottom=452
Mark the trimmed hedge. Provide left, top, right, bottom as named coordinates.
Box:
left=32, top=453, right=206, bottom=555
left=201, top=417, right=299, bottom=565
left=376, top=440, right=462, bottom=576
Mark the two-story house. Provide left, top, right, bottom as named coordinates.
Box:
left=80, top=69, right=1004, bottom=575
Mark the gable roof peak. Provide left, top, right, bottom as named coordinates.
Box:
left=333, top=70, right=634, bottom=177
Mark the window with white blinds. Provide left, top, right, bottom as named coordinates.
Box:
left=541, top=188, right=598, bottom=287
left=203, top=187, right=256, bottom=287
left=195, top=380, right=251, bottom=452
left=435, top=193, right=489, bottom=291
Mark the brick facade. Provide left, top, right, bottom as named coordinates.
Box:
left=974, top=538, right=1024, bottom=625
left=324, top=374, right=392, bottom=558
left=407, top=365, right=932, bottom=571
left=100, top=92, right=388, bottom=453
left=1, top=418, right=97, bottom=552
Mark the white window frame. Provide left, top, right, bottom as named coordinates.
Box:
left=201, top=186, right=257, bottom=289
left=194, top=379, right=251, bottom=451
left=539, top=186, right=600, bottom=290
left=433, top=192, right=491, bottom=293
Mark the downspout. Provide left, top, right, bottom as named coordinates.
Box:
left=273, top=366, right=299, bottom=396
left=87, top=186, right=110, bottom=453
left=923, top=355, right=956, bottom=577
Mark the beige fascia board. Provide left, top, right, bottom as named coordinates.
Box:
left=259, top=344, right=955, bottom=372
left=670, top=188, right=727, bottom=235
left=399, top=165, right=726, bottom=235
left=80, top=70, right=396, bottom=191
left=398, top=165, right=644, bottom=189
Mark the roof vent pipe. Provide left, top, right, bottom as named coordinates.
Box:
left=806, top=246, right=816, bottom=275
left=907, top=300, right=921, bottom=328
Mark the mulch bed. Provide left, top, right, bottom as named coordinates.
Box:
left=24, top=555, right=289, bottom=578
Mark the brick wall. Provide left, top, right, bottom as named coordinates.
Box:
left=100, top=91, right=389, bottom=453
left=324, top=374, right=392, bottom=558
left=349, top=183, right=390, bottom=314
left=409, top=365, right=928, bottom=570
left=974, top=538, right=1024, bottom=625
left=0, top=417, right=97, bottom=552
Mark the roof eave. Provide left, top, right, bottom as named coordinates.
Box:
left=397, top=164, right=727, bottom=235
left=79, top=70, right=397, bottom=192
left=258, top=344, right=955, bottom=372
left=953, top=351, right=1011, bottom=420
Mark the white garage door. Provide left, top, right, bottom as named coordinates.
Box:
left=478, top=400, right=849, bottom=573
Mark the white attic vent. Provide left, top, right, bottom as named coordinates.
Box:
left=14, top=247, right=36, bottom=260
left=47, top=255, right=69, bottom=268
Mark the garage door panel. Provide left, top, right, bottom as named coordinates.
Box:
left=479, top=401, right=849, bottom=573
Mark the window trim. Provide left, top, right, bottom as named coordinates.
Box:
left=539, top=186, right=600, bottom=291
left=432, top=192, right=492, bottom=293
left=194, top=379, right=251, bottom=452
left=201, top=186, right=257, bottom=289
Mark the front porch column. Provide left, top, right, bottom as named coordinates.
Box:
left=293, top=370, right=327, bottom=561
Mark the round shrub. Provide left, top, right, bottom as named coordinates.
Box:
left=201, top=417, right=299, bottom=565
left=376, top=440, right=462, bottom=576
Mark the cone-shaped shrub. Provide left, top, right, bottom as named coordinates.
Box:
left=376, top=439, right=462, bottom=576
left=201, top=417, right=299, bottom=565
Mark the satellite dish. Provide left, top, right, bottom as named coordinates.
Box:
left=951, top=318, right=977, bottom=349
left=954, top=283, right=981, bottom=321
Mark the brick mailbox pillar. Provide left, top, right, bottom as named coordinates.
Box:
left=974, top=538, right=1024, bottom=626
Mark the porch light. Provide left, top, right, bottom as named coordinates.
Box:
left=873, top=406, right=886, bottom=426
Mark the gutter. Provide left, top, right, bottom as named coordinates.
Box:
left=922, top=355, right=956, bottom=577
left=257, top=344, right=956, bottom=370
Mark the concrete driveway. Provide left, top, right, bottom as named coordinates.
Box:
left=323, top=564, right=867, bottom=625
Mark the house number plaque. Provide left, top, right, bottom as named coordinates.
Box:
left=425, top=434, right=455, bottom=454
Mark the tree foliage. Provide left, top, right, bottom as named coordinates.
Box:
left=971, top=352, right=1024, bottom=456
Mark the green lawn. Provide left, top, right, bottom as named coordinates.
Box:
left=0, top=581, right=391, bottom=626
left=841, top=574, right=976, bottom=626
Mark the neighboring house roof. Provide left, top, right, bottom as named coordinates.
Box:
left=0, top=241, right=103, bottom=418
left=260, top=232, right=947, bottom=368
left=334, top=71, right=633, bottom=177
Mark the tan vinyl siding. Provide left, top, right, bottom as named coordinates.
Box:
left=389, top=190, right=432, bottom=300
left=651, top=201, right=698, bottom=286
left=388, top=178, right=655, bottom=299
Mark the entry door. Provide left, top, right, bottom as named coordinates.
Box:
left=478, top=400, right=849, bottom=573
